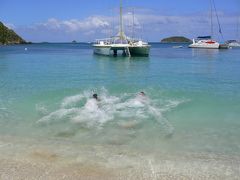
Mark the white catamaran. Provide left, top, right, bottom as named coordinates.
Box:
left=93, top=0, right=150, bottom=57
left=189, top=0, right=220, bottom=49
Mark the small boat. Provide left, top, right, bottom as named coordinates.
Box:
left=189, top=36, right=220, bottom=49
left=226, top=16, right=240, bottom=48
left=92, top=0, right=150, bottom=57
left=172, top=45, right=183, bottom=48
left=225, top=40, right=240, bottom=48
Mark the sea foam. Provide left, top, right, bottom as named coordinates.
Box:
left=37, top=89, right=185, bottom=135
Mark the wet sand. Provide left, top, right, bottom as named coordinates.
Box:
left=1, top=155, right=239, bottom=179
left=0, top=158, right=115, bottom=180
left=0, top=135, right=240, bottom=179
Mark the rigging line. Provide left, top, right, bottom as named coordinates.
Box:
left=237, top=16, right=240, bottom=40
left=211, top=0, right=224, bottom=41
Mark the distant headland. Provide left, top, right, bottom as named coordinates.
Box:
left=0, top=22, right=30, bottom=45
left=161, top=36, right=192, bottom=43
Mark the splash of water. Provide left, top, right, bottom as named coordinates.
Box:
left=36, top=88, right=185, bottom=136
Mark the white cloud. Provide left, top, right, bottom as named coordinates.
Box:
left=30, top=16, right=110, bottom=33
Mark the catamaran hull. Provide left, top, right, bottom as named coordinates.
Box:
left=93, top=46, right=111, bottom=56
left=93, top=46, right=127, bottom=56
left=129, top=46, right=150, bottom=56
left=93, top=45, right=150, bottom=57
left=188, top=40, right=220, bottom=49
left=189, top=43, right=219, bottom=49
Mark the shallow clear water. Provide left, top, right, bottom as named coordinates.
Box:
left=0, top=43, right=240, bottom=174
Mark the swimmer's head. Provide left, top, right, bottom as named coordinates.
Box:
left=93, top=94, right=98, bottom=100
left=140, top=92, right=145, bottom=96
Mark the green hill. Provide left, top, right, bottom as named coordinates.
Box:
left=161, top=36, right=192, bottom=43
left=0, top=22, right=26, bottom=45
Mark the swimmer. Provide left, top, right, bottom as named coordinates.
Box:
left=138, top=91, right=149, bottom=103
left=93, top=93, right=100, bottom=101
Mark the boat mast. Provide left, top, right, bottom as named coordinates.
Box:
left=119, top=0, right=124, bottom=41
left=210, top=0, right=213, bottom=38
left=132, top=8, right=135, bottom=39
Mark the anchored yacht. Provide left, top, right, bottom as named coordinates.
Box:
left=189, top=0, right=221, bottom=49
left=92, top=0, right=150, bottom=57
left=189, top=36, right=220, bottom=49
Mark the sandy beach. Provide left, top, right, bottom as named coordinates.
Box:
left=1, top=135, right=239, bottom=180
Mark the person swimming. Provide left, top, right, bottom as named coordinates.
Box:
left=138, top=91, right=149, bottom=104
left=93, top=93, right=98, bottom=100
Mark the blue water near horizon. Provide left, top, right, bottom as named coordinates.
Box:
left=0, top=43, right=240, bottom=159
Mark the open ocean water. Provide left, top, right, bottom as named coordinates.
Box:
left=0, top=43, right=240, bottom=179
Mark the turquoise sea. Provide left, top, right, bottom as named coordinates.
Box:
left=0, top=43, right=240, bottom=178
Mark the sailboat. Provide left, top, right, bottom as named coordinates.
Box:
left=189, top=0, right=220, bottom=49
left=226, top=17, right=240, bottom=48
left=92, top=0, right=151, bottom=57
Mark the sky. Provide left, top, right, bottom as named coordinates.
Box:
left=0, top=0, right=240, bottom=42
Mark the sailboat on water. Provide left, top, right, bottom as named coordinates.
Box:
left=226, top=17, right=240, bottom=48
left=189, top=0, right=220, bottom=49
left=92, top=0, right=150, bottom=57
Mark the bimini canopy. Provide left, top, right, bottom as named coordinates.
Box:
left=197, top=36, right=211, bottom=39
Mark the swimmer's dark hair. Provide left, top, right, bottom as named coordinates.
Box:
left=140, top=92, right=145, bottom=96
left=93, top=93, right=98, bottom=99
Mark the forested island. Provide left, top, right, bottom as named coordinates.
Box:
left=0, top=22, right=28, bottom=45
left=161, top=36, right=192, bottom=43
